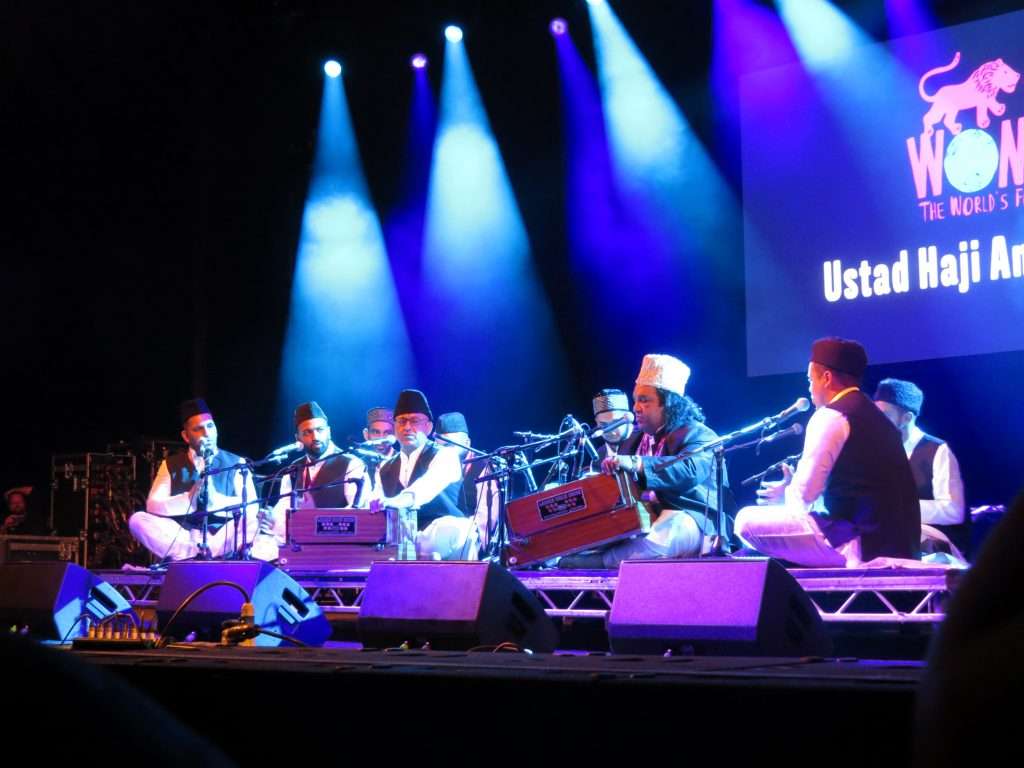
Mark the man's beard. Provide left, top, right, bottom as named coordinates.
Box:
left=307, top=441, right=327, bottom=458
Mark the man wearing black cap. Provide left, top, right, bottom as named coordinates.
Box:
left=874, top=378, right=968, bottom=555
left=735, top=338, right=920, bottom=565
left=129, top=399, right=266, bottom=561
left=436, top=411, right=500, bottom=551
left=263, top=401, right=369, bottom=549
left=373, top=390, right=475, bottom=559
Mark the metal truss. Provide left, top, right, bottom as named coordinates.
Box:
left=99, top=565, right=959, bottom=624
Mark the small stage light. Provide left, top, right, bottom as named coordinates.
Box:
left=411, top=53, right=428, bottom=69
left=550, top=18, right=568, bottom=36
left=323, top=59, right=342, bottom=78
left=445, top=25, right=464, bottom=43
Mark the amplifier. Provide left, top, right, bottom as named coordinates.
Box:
left=0, top=535, right=80, bottom=564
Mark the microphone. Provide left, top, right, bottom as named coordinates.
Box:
left=268, top=440, right=303, bottom=457
left=352, top=447, right=387, bottom=463
left=513, top=431, right=557, bottom=440
left=759, top=422, right=804, bottom=445
left=770, top=397, right=811, bottom=425
left=200, top=442, right=215, bottom=461
left=591, top=413, right=635, bottom=440
left=359, top=436, right=397, bottom=448
left=741, top=452, right=802, bottom=486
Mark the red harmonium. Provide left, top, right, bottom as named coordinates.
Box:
left=503, top=473, right=651, bottom=567
left=279, top=508, right=396, bottom=570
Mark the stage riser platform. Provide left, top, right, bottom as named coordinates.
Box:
left=97, top=565, right=958, bottom=625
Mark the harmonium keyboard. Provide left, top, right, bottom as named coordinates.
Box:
left=503, top=473, right=651, bottom=567
left=279, top=507, right=396, bottom=570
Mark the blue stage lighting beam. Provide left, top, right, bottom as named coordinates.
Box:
left=277, top=74, right=415, bottom=433
left=420, top=35, right=568, bottom=426
left=587, top=0, right=739, bottom=262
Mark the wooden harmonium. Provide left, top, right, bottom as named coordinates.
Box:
left=279, top=508, right=396, bottom=570
left=503, top=473, right=651, bottom=567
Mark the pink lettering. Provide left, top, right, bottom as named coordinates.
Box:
left=999, top=117, right=1024, bottom=188
left=907, top=131, right=946, bottom=199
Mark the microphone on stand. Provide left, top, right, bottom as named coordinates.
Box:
left=591, top=413, right=635, bottom=440
left=357, top=436, right=398, bottom=448
left=513, top=430, right=558, bottom=440
left=569, top=417, right=599, bottom=463
left=515, top=451, right=538, bottom=492
left=267, top=440, right=302, bottom=458
left=768, top=397, right=811, bottom=426
left=758, top=422, right=804, bottom=445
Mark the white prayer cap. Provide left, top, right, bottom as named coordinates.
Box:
left=635, top=354, right=691, bottom=397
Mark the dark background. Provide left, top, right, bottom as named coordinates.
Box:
left=5, top=0, right=1021, bottom=517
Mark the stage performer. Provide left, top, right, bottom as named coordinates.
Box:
left=735, top=338, right=920, bottom=566
left=129, top=398, right=270, bottom=562
left=560, top=354, right=728, bottom=568
left=592, top=388, right=635, bottom=459
left=873, top=378, right=968, bottom=557
left=260, top=401, right=369, bottom=555
left=372, top=390, right=477, bottom=560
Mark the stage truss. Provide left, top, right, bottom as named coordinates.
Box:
left=99, top=565, right=962, bottom=625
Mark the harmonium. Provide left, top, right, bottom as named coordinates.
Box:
left=279, top=507, right=397, bottom=570
left=503, top=473, right=651, bottom=567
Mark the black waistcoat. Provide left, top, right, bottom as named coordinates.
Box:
left=165, top=449, right=245, bottom=532
left=910, top=434, right=970, bottom=555
left=379, top=443, right=465, bottom=530
left=818, top=392, right=921, bottom=560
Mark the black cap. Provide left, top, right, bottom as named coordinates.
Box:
left=294, top=401, right=328, bottom=427
left=179, top=398, right=213, bottom=426
left=394, top=389, right=433, bottom=421
left=810, top=337, right=868, bottom=379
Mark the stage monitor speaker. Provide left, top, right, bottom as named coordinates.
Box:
left=0, top=562, right=132, bottom=641
left=155, top=561, right=330, bottom=647
left=357, top=561, right=559, bottom=653
left=607, top=558, right=831, bottom=656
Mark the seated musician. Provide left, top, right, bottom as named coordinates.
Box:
left=260, top=401, right=369, bottom=556
left=734, top=338, right=921, bottom=567
left=371, top=390, right=477, bottom=560
left=560, top=354, right=728, bottom=569
left=363, top=406, right=397, bottom=459
left=129, top=398, right=270, bottom=562
left=592, top=388, right=635, bottom=459
left=873, top=378, right=968, bottom=557
left=436, top=411, right=500, bottom=551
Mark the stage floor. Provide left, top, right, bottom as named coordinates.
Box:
left=70, top=644, right=925, bottom=762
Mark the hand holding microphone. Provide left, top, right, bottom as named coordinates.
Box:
left=756, top=463, right=794, bottom=505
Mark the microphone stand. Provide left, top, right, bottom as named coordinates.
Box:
left=195, top=449, right=214, bottom=560
left=642, top=423, right=804, bottom=558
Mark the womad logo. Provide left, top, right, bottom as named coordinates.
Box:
left=822, top=51, right=1024, bottom=303
left=906, top=52, right=1023, bottom=221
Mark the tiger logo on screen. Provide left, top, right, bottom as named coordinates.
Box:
left=919, top=52, right=1020, bottom=137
